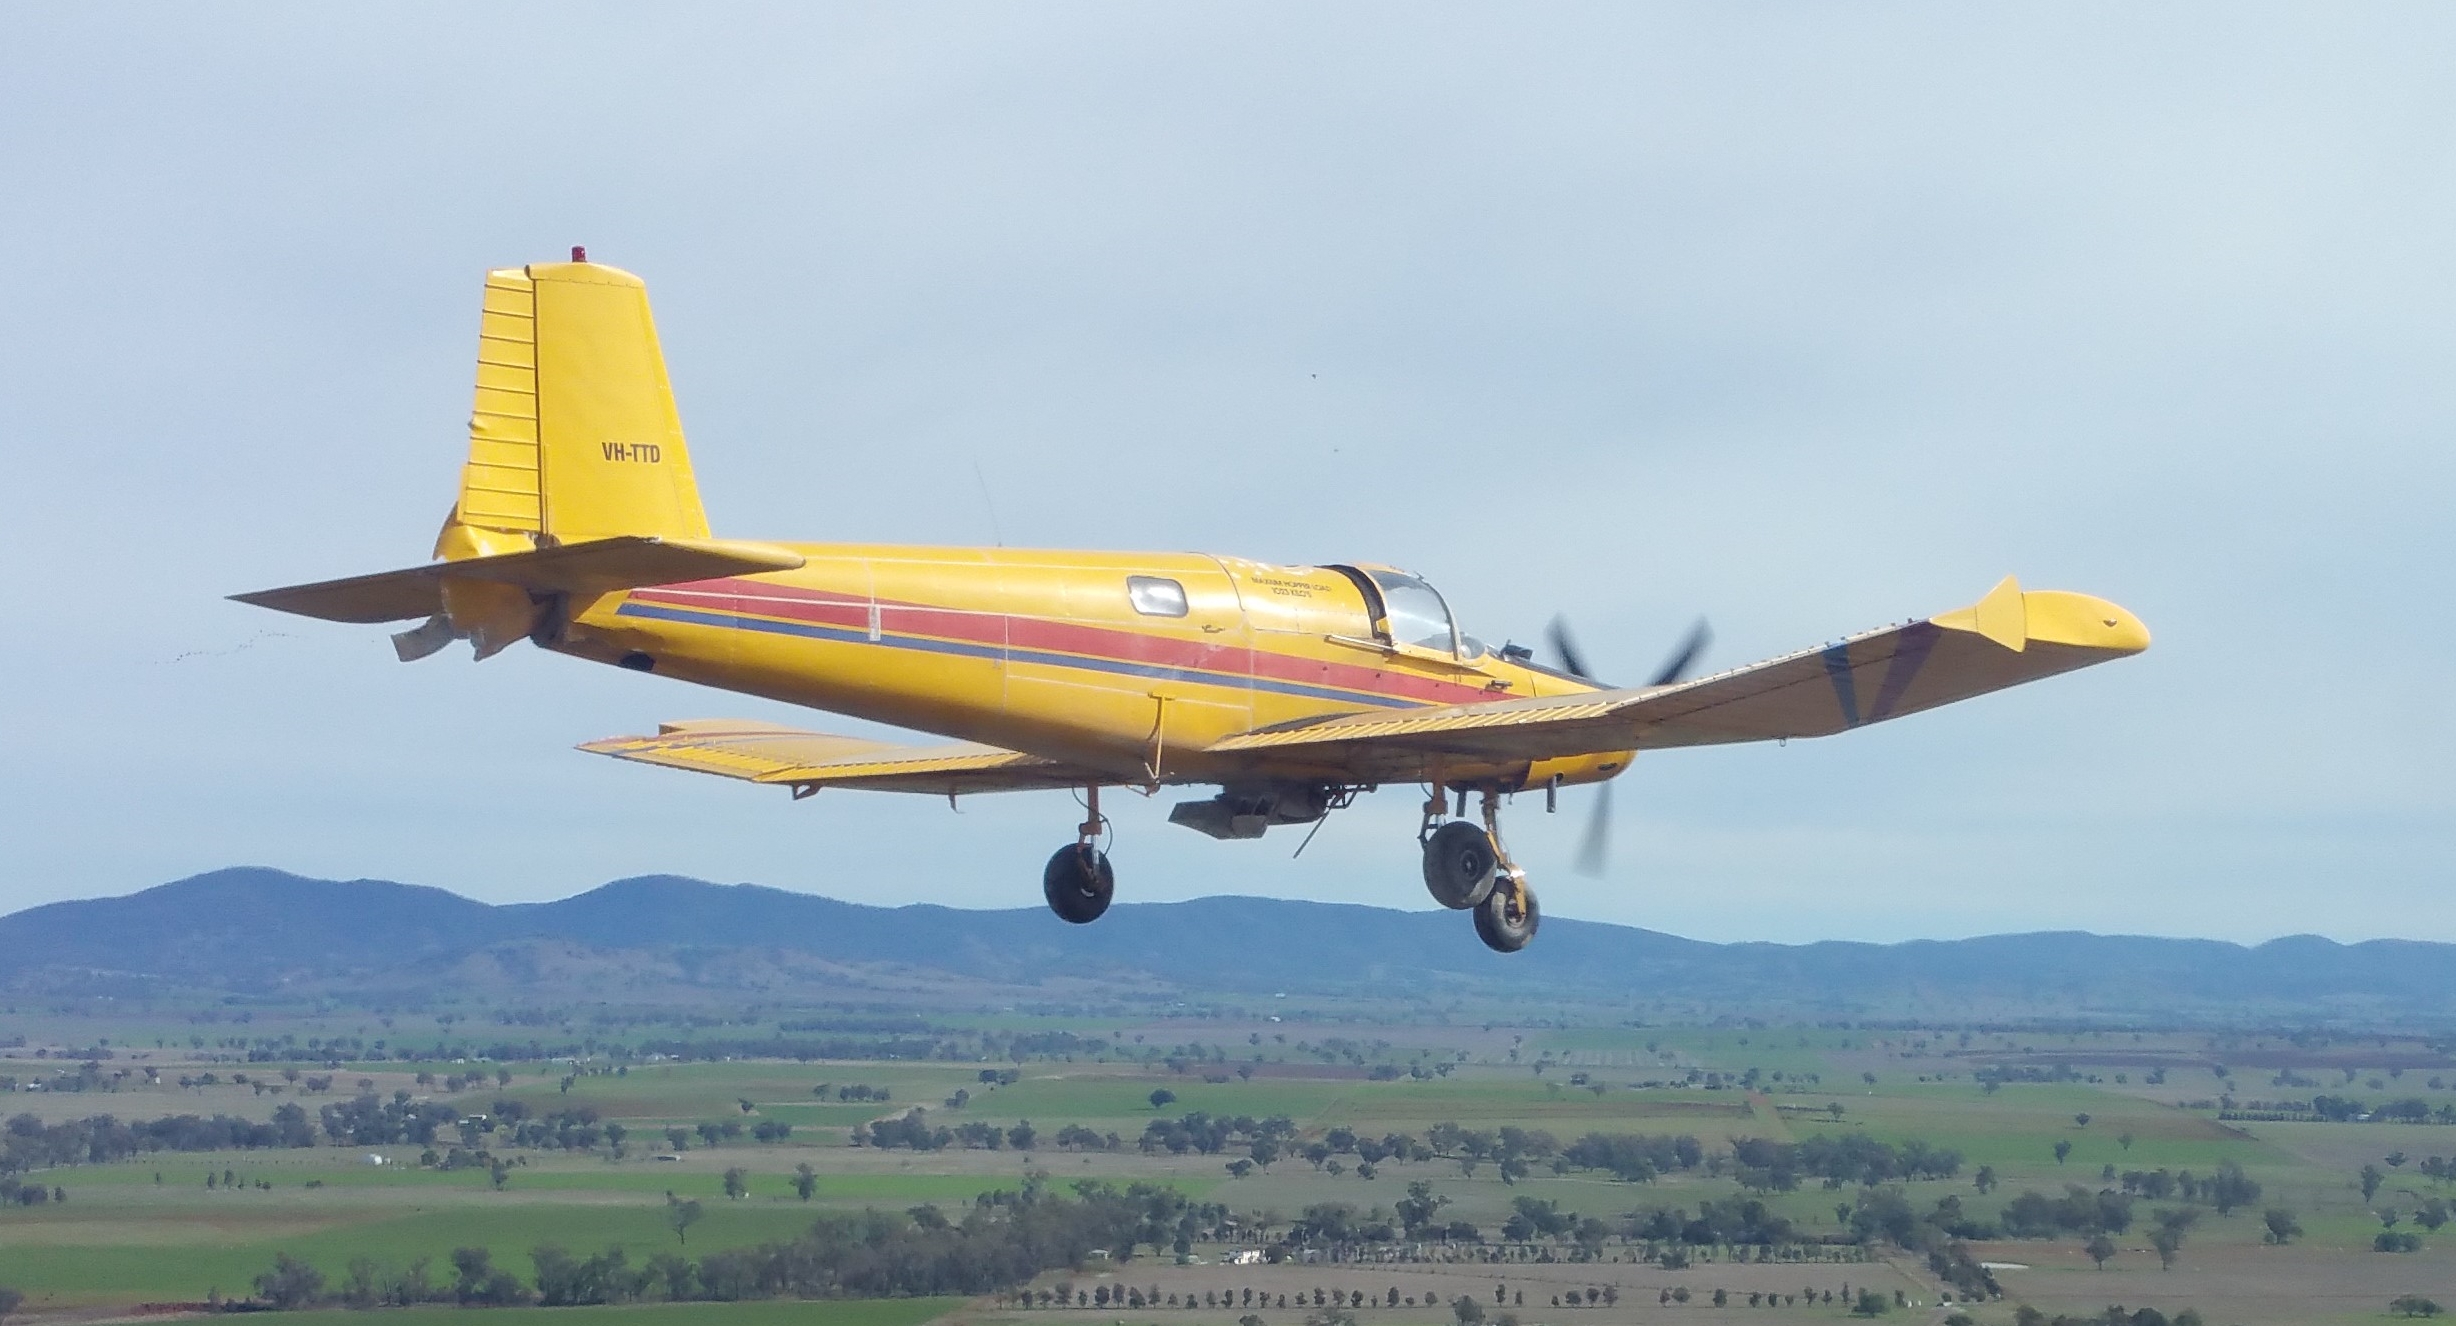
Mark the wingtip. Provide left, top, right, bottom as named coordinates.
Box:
left=1932, top=579, right=2149, bottom=655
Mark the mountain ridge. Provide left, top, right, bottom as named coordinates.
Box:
left=5, top=867, right=2449, bottom=1020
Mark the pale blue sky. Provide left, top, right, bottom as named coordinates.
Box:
left=3, top=4, right=2449, bottom=943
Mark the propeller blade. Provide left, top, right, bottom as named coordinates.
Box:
left=390, top=614, right=457, bottom=663
left=1546, top=615, right=1597, bottom=682
left=1573, top=777, right=1612, bottom=877
left=1647, top=617, right=1713, bottom=687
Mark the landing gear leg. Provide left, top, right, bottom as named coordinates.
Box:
left=1472, top=789, right=1538, bottom=953
left=1042, top=785, right=1115, bottom=924
left=1421, top=780, right=1498, bottom=909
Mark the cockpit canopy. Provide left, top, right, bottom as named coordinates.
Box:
left=1350, top=566, right=1487, bottom=660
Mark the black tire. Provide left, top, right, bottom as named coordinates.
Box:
left=1042, top=844, right=1115, bottom=924
left=1474, top=875, right=1539, bottom=953
left=1421, top=820, right=1499, bottom=909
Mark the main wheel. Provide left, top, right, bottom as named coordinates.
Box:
left=1473, top=872, right=1539, bottom=953
left=1042, top=844, right=1115, bottom=924
left=1421, top=820, right=1500, bottom=909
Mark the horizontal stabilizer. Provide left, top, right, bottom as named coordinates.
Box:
left=232, top=536, right=806, bottom=624
left=580, top=720, right=1105, bottom=796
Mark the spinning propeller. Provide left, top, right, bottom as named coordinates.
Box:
left=1543, top=614, right=1712, bottom=876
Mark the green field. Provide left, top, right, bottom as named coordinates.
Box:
left=3, top=1018, right=2452, bottom=1325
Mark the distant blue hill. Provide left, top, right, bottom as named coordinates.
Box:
left=4, top=866, right=2451, bottom=1021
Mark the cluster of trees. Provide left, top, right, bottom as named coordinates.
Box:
left=1558, top=1132, right=1705, bottom=1182
left=475, top=1102, right=621, bottom=1152
left=813, top=1083, right=891, bottom=1102
left=1727, top=1135, right=1963, bottom=1191
left=1141, top=1112, right=1301, bottom=1159
left=0, top=1177, right=64, bottom=1206
left=1627, top=1197, right=1797, bottom=1248
left=2112, top=1162, right=2263, bottom=1214
left=3, top=1110, right=317, bottom=1170
left=855, top=1108, right=1030, bottom=1152
left=1998, top=1186, right=2137, bottom=1238
left=316, top=1093, right=463, bottom=1147
left=2011, top=1308, right=2206, bottom=1326
left=2305, top=1095, right=2456, bottom=1124
left=1424, top=1124, right=1560, bottom=1181
left=247, top=1180, right=1219, bottom=1309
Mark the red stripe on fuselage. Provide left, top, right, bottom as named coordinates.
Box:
left=625, top=578, right=1502, bottom=708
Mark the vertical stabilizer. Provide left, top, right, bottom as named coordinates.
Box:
left=447, top=255, right=711, bottom=554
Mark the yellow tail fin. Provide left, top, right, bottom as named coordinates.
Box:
left=449, top=253, right=711, bottom=554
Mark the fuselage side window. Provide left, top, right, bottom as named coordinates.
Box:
left=1126, top=575, right=1189, bottom=618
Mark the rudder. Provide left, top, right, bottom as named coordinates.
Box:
left=447, top=252, right=711, bottom=559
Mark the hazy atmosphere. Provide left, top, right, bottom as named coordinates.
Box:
left=3, top=4, right=2449, bottom=942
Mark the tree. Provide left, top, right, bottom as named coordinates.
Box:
left=793, top=1163, right=817, bottom=1201
left=0, top=1286, right=22, bottom=1325
left=723, top=1167, right=749, bottom=1200
left=664, top=1127, right=690, bottom=1152
left=2053, top=1141, right=2072, bottom=1164
left=2150, top=1208, right=2196, bottom=1269
left=1974, top=1165, right=1997, bottom=1194
left=2389, top=1295, right=2443, bottom=1318
left=1451, top=1295, right=1484, bottom=1326
left=2084, top=1234, right=2117, bottom=1269
left=1848, top=1288, right=1889, bottom=1316
left=2209, top=1160, right=2260, bottom=1215
left=666, top=1196, right=704, bottom=1244
left=1397, top=1180, right=1449, bottom=1235
left=254, top=1253, right=326, bottom=1309
left=2118, top=1132, right=2135, bottom=1150
left=1150, top=1088, right=1177, bottom=1110
left=2074, top=1113, right=2091, bottom=1128
left=2363, top=1164, right=2387, bottom=1202
left=2262, top=1208, right=2303, bottom=1244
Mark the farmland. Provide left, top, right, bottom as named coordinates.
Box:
left=3, top=1009, right=2453, bottom=1326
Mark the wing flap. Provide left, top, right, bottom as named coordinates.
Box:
left=1207, top=579, right=2148, bottom=774
left=579, top=720, right=1099, bottom=795
left=232, top=536, right=806, bottom=624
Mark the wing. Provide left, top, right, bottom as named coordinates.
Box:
left=1206, top=578, right=2148, bottom=779
left=578, top=720, right=1104, bottom=796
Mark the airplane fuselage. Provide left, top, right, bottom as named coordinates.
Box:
left=549, top=543, right=1627, bottom=791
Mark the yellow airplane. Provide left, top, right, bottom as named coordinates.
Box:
left=237, top=253, right=2150, bottom=953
